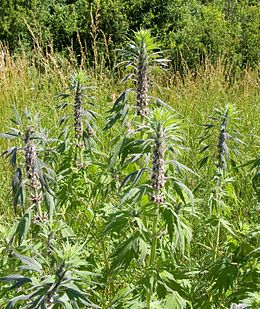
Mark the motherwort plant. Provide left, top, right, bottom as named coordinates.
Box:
left=105, top=29, right=169, bottom=129
left=199, top=105, right=244, bottom=260
left=0, top=108, right=53, bottom=220
left=199, top=105, right=243, bottom=177
left=58, top=71, right=96, bottom=167
left=103, top=108, right=194, bottom=308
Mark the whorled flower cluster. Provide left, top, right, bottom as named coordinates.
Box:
left=24, top=127, right=42, bottom=206
left=217, top=110, right=228, bottom=170
left=136, top=51, right=149, bottom=117
left=151, top=126, right=165, bottom=204
left=74, top=82, right=84, bottom=147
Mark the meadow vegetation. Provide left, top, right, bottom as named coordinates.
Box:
left=0, top=26, right=259, bottom=308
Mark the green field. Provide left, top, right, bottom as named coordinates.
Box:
left=0, top=32, right=259, bottom=308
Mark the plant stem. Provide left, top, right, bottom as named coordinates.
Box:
left=146, top=290, right=151, bottom=309
left=214, top=219, right=221, bottom=260
left=101, top=239, right=115, bottom=300
left=146, top=206, right=159, bottom=308
left=150, top=207, right=159, bottom=265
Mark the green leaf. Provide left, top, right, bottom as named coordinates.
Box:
left=0, top=274, right=32, bottom=292
left=62, top=282, right=100, bottom=307
left=138, top=237, right=147, bottom=264
left=172, top=160, right=197, bottom=176
left=12, top=167, right=24, bottom=213
left=15, top=210, right=32, bottom=245
left=173, top=179, right=194, bottom=208
left=120, top=168, right=146, bottom=190
left=165, top=292, right=188, bottom=309
left=219, top=218, right=236, bottom=236
left=198, top=156, right=209, bottom=169
left=6, top=295, right=29, bottom=309
left=120, top=188, right=140, bottom=205
left=0, top=132, right=19, bottom=139
left=15, top=252, right=42, bottom=272
left=11, top=106, right=22, bottom=125
left=45, top=191, right=55, bottom=221
left=102, top=212, right=129, bottom=235
left=110, top=233, right=140, bottom=271
left=109, top=136, right=125, bottom=170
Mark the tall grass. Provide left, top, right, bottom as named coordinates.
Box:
left=0, top=42, right=259, bottom=308
left=1, top=43, right=258, bottom=225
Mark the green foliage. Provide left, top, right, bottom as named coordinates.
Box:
left=0, top=0, right=259, bottom=71
left=0, top=28, right=259, bottom=309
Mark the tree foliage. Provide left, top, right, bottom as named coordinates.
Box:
left=0, top=0, right=259, bottom=71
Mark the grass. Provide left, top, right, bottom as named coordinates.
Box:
left=0, top=43, right=259, bottom=308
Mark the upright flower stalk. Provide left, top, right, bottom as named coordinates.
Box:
left=74, top=81, right=84, bottom=144
left=105, top=30, right=168, bottom=130
left=217, top=107, right=229, bottom=171
left=24, top=127, right=42, bottom=217
left=136, top=38, right=149, bottom=117
left=74, top=80, right=84, bottom=167
left=58, top=72, right=96, bottom=168
left=151, top=123, right=165, bottom=204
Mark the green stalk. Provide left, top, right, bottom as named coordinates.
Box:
left=146, top=206, right=159, bottom=308
left=146, top=290, right=151, bottom=309
left=101, top=239, right=115, bottom=300
left=150, top=207, right=159, bottom=265
left=214, top=219, right=221, bottom=260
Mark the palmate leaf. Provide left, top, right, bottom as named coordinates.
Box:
left=26, top=294, right=46, bottom=308
left=52, top=294, right=73, bottom=309
left=35, top=157, right=53, bottom=195
left=62, top=282, right=100, bottom=308
left=238, top=158, right=260, bottom=170
left=119, top=187, right=141, bottom=205
left=102, top=211, right=130, bottom=235
left=120, top=73, right=135, bottom=83
left=198, top=156, right=210, bottom=169
left=1, top=125, right=22, bottom=140
left=158, top=271, right=186, bottom=299
left=110, top=232, right=141, bottom=271
left=57, top=93, right=71, bottom=99
left=161, top=206, right=192, bottom=254
left=208, top=258, right=238, bottom=293
left=10, top=106, right=22, bottom=125
left=164, top=292, right=189, bottom=309
left=171, top=160, right=198, bottom=177
left=219, top=218, right=236, bottom=236
left=109, top=136, right=125, bottom=170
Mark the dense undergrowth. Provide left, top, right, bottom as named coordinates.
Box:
left=0, top=31, right=259, bottom=308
